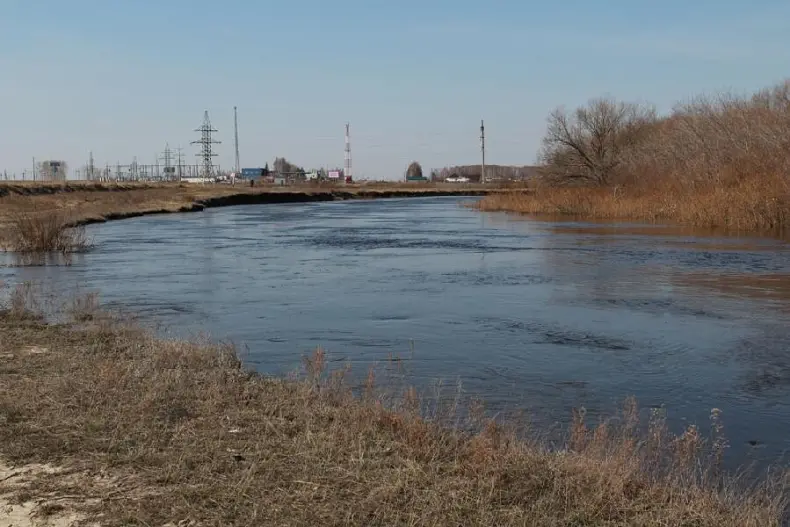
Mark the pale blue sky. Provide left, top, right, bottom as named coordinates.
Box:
left=1, top=0, right=789, bottom=179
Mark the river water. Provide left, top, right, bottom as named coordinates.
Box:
left=3, top=196, right=790, bottom=468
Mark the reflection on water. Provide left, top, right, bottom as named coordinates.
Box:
left=2, top=196, right=790, bottom=469
left=1, top=252, right=85, bottom=268
left=678, top=273, right=790, bottom=303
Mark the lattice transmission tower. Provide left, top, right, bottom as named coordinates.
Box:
left=191, top=111, right=220, bottom=178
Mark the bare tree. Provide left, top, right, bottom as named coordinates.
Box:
left=751, top=80, right=790, bottom=112
left=540, top=97, right=656, bottom=186
left=406, top=161, right=423, bottom=178
left=273, top=157, right=301, bottom=175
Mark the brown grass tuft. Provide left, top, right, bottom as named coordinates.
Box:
left=2, top=210, right=91, bottom=253
left=0, top=288, right=786, bottom=525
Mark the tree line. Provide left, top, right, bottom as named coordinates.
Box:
left=537, top=80, right=790, bottom=189
left=430, top=164, right=541, bottom=182
left=401, top=161, right=541, bottom=182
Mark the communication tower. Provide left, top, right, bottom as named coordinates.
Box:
left=344, top=122, right=351, bottom=182
left=233, top=106, right=241, bottom=175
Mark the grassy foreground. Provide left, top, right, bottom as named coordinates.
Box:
left=0, top=289, right=786, bottom=526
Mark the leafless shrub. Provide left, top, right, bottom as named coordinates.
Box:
left=0, top=281, right=43, bottom=320
left=68, top=291, right=100, bottom=322
left=3, top=210, right=91, bottom=254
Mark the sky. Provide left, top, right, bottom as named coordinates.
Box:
left=1, top=0, right=789, bottom=180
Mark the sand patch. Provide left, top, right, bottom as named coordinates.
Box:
left=0, top=461, right=83, bottom=527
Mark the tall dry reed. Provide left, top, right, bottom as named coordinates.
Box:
left=476, top=175, right=790, bottom=230
left=2, top=210, right=91, bottom=253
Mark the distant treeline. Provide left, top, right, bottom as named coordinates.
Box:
left=430, top=165, right=542, bottom=182
left=475, top=79, right=790, bottom=231
left=537, top=80, right=790, bottom=188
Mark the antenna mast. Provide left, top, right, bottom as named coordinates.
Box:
left=191, top=110, right=220, bottom=179
left=344, top=122, right=351, bottom=183
left=233, top=106, right=241, bottom=174
left=480, top=120, right=486, bottom=184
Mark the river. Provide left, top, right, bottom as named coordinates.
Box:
left=3, top=195, right=790, bottom=469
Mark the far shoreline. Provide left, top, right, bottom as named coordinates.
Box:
left=0, top=181, right=496, bottom=229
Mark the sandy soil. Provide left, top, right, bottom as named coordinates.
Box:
left=0, top=461, right=82, bottom=527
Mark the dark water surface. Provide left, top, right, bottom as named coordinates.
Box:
left=3, top=196, right=790, bottom=468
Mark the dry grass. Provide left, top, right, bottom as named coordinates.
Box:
left=0, top=287, right=786, bottom=526
left=474, top=175, right=790, bottom=231
left=1, top=210, right=91, bottom=254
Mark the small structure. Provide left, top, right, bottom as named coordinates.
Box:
left=241, top=167, right=267, bottom=179
left=445, top=175, right=470, bottom=183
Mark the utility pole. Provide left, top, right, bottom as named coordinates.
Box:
left=160, top=143, right=176, bottom=181
left=87, top=151, right=95, bottom=181
left=233, top=106, right=240, bottom=175
left=176, top=146, right=184, bottom=182
left=480, top=120, right=486, bottom=184
left=32, top=157, right=36, bottom=181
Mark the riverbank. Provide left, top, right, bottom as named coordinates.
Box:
left=0, top=181, right=492, bottom=228
left=473, top=179, right=790, bottom=233
left=0, top=289, right=785, bottom=526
